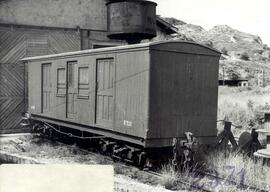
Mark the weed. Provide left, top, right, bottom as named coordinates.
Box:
left=218, top=86, right=270, bottom=136
left=160, top=164, right=179, bottom=190
left=204, top=150, right=270, bottom=191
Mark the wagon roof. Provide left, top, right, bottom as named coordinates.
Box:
left=21, top=40, right=221, bottom=61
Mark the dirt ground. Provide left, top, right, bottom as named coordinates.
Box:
left=0, top=134, right=175, bottom=192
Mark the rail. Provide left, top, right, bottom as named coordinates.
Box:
left=145, top=169, right=268, bottom=192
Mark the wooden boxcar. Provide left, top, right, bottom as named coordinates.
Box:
left=22, top=41, right=220, bottom=151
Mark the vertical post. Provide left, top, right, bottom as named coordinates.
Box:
left=267, top=135, right=270, bottom=151
left=172, top=138, right=178, bottom=170
left=223, top=66, right=225, bottom=85
left=257, top=69, right=264, bottom=87
left=262, top=69, right=265, bottom=87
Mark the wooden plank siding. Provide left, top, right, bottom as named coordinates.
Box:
left=24, top=41, right=220, bottom=148
left=0, top=63, right=26, bottom=133
left=0, top=25, right=80, bottom=133
left=148, top=42, right=220, bottom=146
left=25, top=47, right=150, bottom=146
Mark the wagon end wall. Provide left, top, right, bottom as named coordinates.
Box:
left=147, top=42, right=220, bottom=147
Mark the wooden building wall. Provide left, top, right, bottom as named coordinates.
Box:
left=0, top=25, right=80, bottom=133
left=0, top=0, right=107, bottom=31
left=0, top=0, right=176, bottom=133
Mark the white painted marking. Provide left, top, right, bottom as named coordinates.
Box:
left=123, top=120, right=132, bottom=127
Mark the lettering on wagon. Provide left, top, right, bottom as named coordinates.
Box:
left=123, top=120, right=132, bottom=127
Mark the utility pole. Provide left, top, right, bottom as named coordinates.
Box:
left=223, top=66, right=225, bottom=85
left=257, top=69, right=264, bottom=87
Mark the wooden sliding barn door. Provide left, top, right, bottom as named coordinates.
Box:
left=95, top=58, right=114, bottom=128
left=0, top=25, right=80, bottom=133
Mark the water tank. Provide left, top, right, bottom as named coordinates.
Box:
left=106, top=0, right=157, bottom=44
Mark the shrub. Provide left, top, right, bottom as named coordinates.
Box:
left=221, top=47, right=228, bottom=55
left=240, top=52, right=250, bottom=61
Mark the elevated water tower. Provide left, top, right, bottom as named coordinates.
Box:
left=106, top=0, right=157, bottom=44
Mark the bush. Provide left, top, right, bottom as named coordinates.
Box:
left=221, top=47, right=228, bottom=55
left=240, top=52, right=250, bottom=61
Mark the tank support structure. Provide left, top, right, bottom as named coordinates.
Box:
left=216, top=121, right=238, bottom=150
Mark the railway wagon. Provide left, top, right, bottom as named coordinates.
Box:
left=22, top=41, right=221, bottom=165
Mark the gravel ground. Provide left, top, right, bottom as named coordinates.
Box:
left=0, top=134, right=175, bottom=192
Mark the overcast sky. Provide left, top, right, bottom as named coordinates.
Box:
left=152, top=0, right=270, bottom=46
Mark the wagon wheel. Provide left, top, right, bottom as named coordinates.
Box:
left=112, top=145, right=120, bottom=162
left=101, top=143, right=108, bottom=154
left=138, top=152, right=151, bottom=170
left=144, top=157, right=152, bottom=170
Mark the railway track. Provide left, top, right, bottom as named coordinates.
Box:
left=145, top=170, right=212, bottom=192
left=145, top=169, right=268, bottom=192
left=200, top=170, right=268, bottom=192
left=2, top=133, right=268, bottom=192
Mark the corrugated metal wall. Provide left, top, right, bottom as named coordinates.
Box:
left=0, top=25, right=80, bottom=133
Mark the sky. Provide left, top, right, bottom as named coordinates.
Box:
left=152, top=0, right=270, bottom=46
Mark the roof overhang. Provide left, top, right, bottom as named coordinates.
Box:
left=156, top=16, right=178, bottom=35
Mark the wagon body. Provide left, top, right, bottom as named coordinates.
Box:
left=23, top=41, right=220, bottom=149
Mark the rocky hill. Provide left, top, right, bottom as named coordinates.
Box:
left=163, top=17, right=270, bottom=86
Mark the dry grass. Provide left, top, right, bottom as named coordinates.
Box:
left=160, top=164, right=179, bottom=190
left=159, top=150, right=270, bottom=191
left=215, top=86, right=270, bottom=191
left=205, top=150, right=270, bottom=191
left=159, top=163, right=199, bottom=190
left=218, top=86, right=270, bottom=136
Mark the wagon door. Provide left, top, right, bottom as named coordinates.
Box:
left=95, top=58, right=114, bottom=128
left=41, top=63, right=52, bottom=113
left=66, top=61, right=78, bottom=119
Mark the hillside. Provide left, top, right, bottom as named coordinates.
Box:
left=163, top=17, right=270, bottom=86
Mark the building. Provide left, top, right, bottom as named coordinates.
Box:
left=0, top=0, right=177, bottom=133
left=218, top=79, right=249, bottom=87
